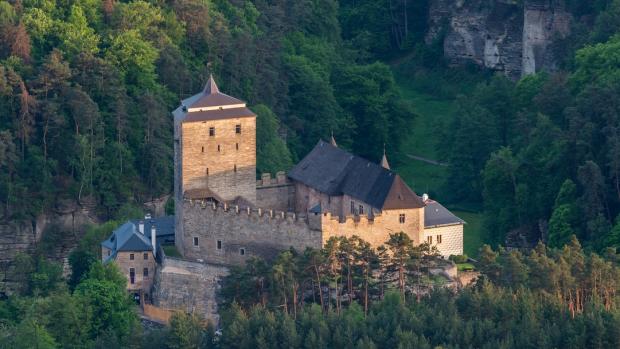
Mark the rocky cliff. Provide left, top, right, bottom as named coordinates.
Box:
left=427, top=0, right=571, bottom=79
left=0, top=198, right=99, bottom=294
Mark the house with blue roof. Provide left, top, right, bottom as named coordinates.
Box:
left=101, top=215, right=173, bottom=303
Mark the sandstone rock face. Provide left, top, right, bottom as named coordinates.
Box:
left=0, top=199, right=99, bottom=294
left=427, top=0, right=571, bottom=79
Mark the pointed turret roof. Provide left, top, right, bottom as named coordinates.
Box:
left=380, top=146, right=390, bottom=170
left=330, top=131, right=337, bottom=147
left=203, top=74, right=220, bottom=94
left=172, top=74, right=255, bottom=123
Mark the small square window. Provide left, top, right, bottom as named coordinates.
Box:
left=217, top=240, right=222, bottom=250
left=143, top=253, right=148, bottom=260
left=129, top=253, right=134, bottom=260
left=193, top=237, right=199, bottom=246
left=239, top=248, right=245, bottom=256
left=143, top=268, right=149, bottom=277
left=209, top=127, right=215, bottom=136
left=399, top=214, right=406, bottom=224
left=235, top=124, right=241, bottom=134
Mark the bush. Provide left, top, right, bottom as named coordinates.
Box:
left=449, top=254, right=469, bottom=264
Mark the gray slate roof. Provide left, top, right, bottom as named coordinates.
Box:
left=289, top=140, right=425, bottom=210
left=424, top=200, right=465, bottom=227
left=101, top=221, right=153, bottom=255
left=130, top=215, right=175, bottom=239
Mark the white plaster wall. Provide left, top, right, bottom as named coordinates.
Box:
left=424, top=224, right=464, bottom=258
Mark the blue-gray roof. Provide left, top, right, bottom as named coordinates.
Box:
left=101, top=221, right=153, bottom=255
left=424, top=201, right=465, bottom=228
left=289, top=140, right=425, bottom=210
left=131, top=216, right=175, bottom=239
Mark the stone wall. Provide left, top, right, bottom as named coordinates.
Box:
left=180, top=201, right=322, bottom=265
left=423, top=224, right=464, bottom=258
left=180, top=117, right=256, bottom=203
left=320, top=207, right=424, bottom=247
left=255, top=172, right=294, bottom=211
left=151, top=257, right=229, bottom=323
left=113, top=250, right=156, bottom=295
left=427, top=0, right=571, bottom=79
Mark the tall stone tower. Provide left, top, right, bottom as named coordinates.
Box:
left=173, top=75, right=257, bottom=251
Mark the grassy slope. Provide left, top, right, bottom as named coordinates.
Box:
left=391, top=66, right=484, bottom=257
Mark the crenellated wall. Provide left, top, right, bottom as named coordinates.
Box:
left=255, top=172, right=294, bottom=211
left=180, top=199, right=425, bottom=266
left=180, top=200, right=322, bottom=265
left=320, top=207, right=424, bottom=247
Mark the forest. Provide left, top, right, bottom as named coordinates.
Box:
left=2, top=0, right=620, bottom=347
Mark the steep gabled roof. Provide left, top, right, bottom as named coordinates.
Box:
left=289, top=140, right=425, bottom=210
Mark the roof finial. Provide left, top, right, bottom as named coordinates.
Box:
left=330, top=130, right=337, bottom=147
left=380, top=144, right=390, bottom=170
left=204, top=74, right=219, bottom=94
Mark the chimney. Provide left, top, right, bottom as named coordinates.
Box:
left=151, top=225, right=157, bottom=256
left=138, top=221, right=144, bottom=235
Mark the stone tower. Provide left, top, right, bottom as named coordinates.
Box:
left=173, top=76, right=257, bottom=251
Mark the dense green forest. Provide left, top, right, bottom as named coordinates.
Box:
left=3, top=0, right=620, bottom=347
left=0, top=0, right=420, bottom=220
left=2, top=231, right=618, bottom=348
left=2, top=0, right=619, bottom=251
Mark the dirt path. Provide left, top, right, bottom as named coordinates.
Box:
left=406, top=154, right=449, bottom=167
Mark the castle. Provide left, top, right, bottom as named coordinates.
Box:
left=172, top=76, right=464, bottom=265
left=102, top=75, right=464, bottom=316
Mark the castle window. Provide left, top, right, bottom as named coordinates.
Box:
left=143, top=253, right=148, bottom=260
left=235, top=124, right=241, bottom=134
left=239, top=248, right=245, bottom=256
left=399, top=214, right=406, bottom=224
left=206, top=168, right=209, bottom=176
left=234, top=164, right=237, bottom=172
left=209, top=127, right=215, bottom=136
left=129, top=268, right=135, bottom=284
left=236, top=143, right=239, bottom=150
left=437, top=235, right=442, bottom=244
left=143, top=268, right=149, bottom=277
left=217, top=240, right=222, bottom=250
left=427, top=236, right=433, bottom=244
left=350, top=201, right=355, bottom=214
left=201, top=146, right=204, bottom=153
left=193, top=237, right=199, bottom=246
left=130, top=253, right=134, bottom=260
left=218, top=144, right=221, bottom=152
left=359, top=205, right=364, bottom=215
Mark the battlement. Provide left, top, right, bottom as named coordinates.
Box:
left=184, top=198, right=308, bottom=224
left=256, top=171, right=289, bottom=188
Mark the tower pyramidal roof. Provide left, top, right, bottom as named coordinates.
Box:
left=174, top=74, right=255, bottom=122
